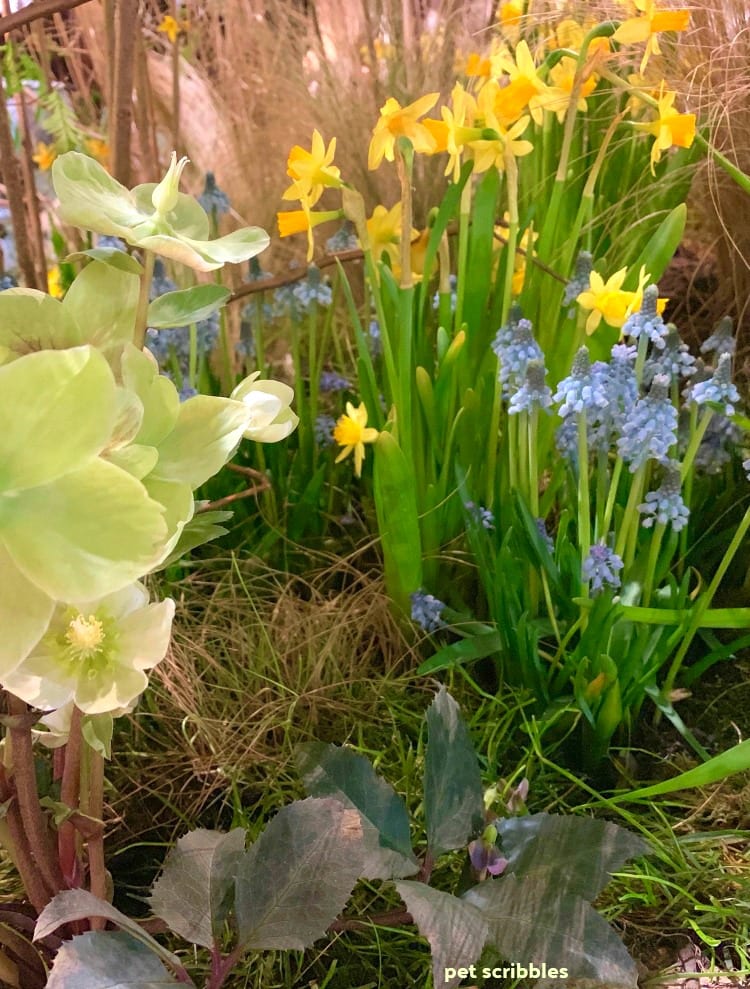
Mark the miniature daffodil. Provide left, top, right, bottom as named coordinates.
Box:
left=333, top=402, right=379, bottom=477
left=368, top=93, right=439, bottom=170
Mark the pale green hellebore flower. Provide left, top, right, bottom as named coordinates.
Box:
left=1, top=583, right=175, bottom=715
left=230, top=372, right=299, bottom=442
left=0, top=347, right=168, bottom=677
left=52, top=151, right=270, bottom=273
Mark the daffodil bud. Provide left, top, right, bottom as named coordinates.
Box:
left=152, top=152, right=190, bottom=215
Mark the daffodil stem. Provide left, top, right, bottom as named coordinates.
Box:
left=59, top=706, right=84, bottom=887
left=454, top=181, right=472, bottom=331
left=134, top=250, right=155, bottom=350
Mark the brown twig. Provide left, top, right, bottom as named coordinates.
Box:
left=6, top=697, right=64, bottom=898
left=0, top=73, right=40, bottom=288
left=328, top=908, right=413, bottom=933
left=110, top=0, right=137, bottom=185
left=0, top=0, right=95, bottom=36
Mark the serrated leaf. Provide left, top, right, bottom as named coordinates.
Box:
left=498, top=813, right=649, bottom=901
left=147, top=285, right=230, bottom=329
left=396, top=881, right=488, bottom=989
left=45, top=931, right=183, bottom=989
left=35, top=890, right=183, bottom=974
left=297, top=742, right=418, bottom=879
left=424, top=688, right=484, bottom=858
left=235, top=797, right=364, bottom=950
left=463, top=876, right=638, bottom=988
left=150, top=828, right=246, bottom=947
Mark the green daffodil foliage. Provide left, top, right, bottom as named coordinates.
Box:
left=52, top=151, right=269, bottom=272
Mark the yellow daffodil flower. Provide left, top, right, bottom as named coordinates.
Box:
left=542, top=56, right=598, bottom=122
left=497, top=0, right=523, bottom=42
left=469, top=114, right=533, bottom=173
left=494, top=219, right=538, bottom=295
left=632, top=84, right=695, bottom=173
left=282, top=130, right=342, bottom=206
left=47, top=266, right=63, bottom=299
left=85, top=137, right=110, bottom=168
left=277, top=201, right=343, bottom=261
left=157, top=14, right=190, bottom=44
left=465, top=53, right=492, bottom=78
left=424, top=83, right=482, bottom=182
left=333, top=402, right=379, bottom=477
left=577, top=266, right=651, bottom=334
left=492, top=41, right=549, bottom=125
left=32, top=141, right=56, bottom=171
left=365, top=202, right=417, bottom=266
left=613, top=0, right=690, bottom=73
left=368, top=93, right=439, bottom=170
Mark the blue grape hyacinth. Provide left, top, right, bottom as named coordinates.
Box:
left=410, top=591, right=446, bottom=632
left=638, top=462, right=690, bottom=531
left=617, top=374, right=677, bottom=471
left=582, top=543, right=624, bottom=595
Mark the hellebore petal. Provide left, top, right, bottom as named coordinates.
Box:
left=1, top=585, right=175, bottom=715
left=231, top=373, right=299, bottom=442
left=0, top=290, right=85, bottom=359
left=1, top=458, right=168, bottom=602
left=0, top=346, right=116, bottom=492
left=0, top=545, right=55, bottom=678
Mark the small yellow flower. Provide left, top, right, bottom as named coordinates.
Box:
left=333, top=402, right=379, bottom=477
left=47, top=266, right=63, bottom=299
left=427, top=83, right=481, bottom=182
left=365, top=202, right=417, bottom=266
left=157, top=14, right=190, bottom=44
left=368, top=93, right=439, bottom=170
left=33, top=141, right=57, bottom=171
left=465, top=52, right=492, bottom=78
left=497, top=0, right=523, bottom=41
left=542, top=56, right=598, bottom=122
left=282, top=130, right=342, bottom=206
left=613, top=0, right=690, bottom=73
left=85, top=137, right=109, bottom=168
left=632, top=84, right=695, bottom=173
left=577, top=266, right=650, bottom=335
left=469, top=114, right=533, bottom=173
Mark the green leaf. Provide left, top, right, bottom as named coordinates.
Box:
left=626, top=203, right=686, bottom=286
left=35, top=890, right=185, bottom=976
left=153, top=510, right=232, bottom=570
left=45, top=932, right=183, bottom=989
left=395, top=882, right=488, bottom=989
left=464, top=876, right=638, bottom=988
left=0, top=346, right=116, bottom=492
left=0, top=289, right=85, bottom=359
left=417, top=632, right=502, bottom=675
left=147, top=285, right=231, bottom=330
left=65, top=248, right=143, bottom=275
left=3, top=459, right=168, bottom=601
left=424, top=688, right=484, bottom=858
left=81, top=713, right=113, bottom=759
left=150, top=828, right=246, bottom=947
left=235, top=797, right=364, bottom=950
left=621, top=605, right=750, bottom=628
left=63, top=261, right=140, bottom=356
left=498, top=813, right=649, bottom=901
left=297, top=742, right=418, bottom=879
left=373, top=431, right=422, bottom=612
left=611, top=738, right=750, bottom=804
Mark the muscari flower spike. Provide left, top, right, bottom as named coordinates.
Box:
left=643, top=324, right=696, bottom=387
left=582, top=543, right=624, bottom=595
left=492, top=313, right=543, bottom=399
left=700, top=316, right=736, bottom=359
left=563, top=250, right=593, bottom=310
left=622, top=284, right=667, bottom=350
left=688, top=352, right=740, bottom=416
left=198, top=171, right=231, bottom=217
left=616, top=373, right=677, bottom=471
left=508, top=357, right=553, bottom=415
left=465, top=501, right=496, bottom=530
left=638, top=461, right=690, bottom=531
left=410, top=591, right=446, bottom=632
left=553, top=346, right=609, bottom=419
